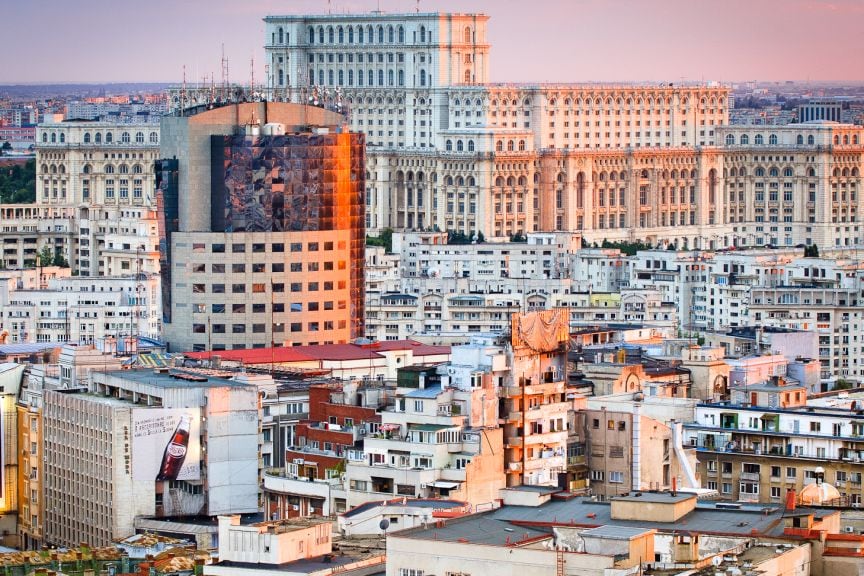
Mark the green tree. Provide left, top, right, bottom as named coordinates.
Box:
left=37, top=245, right=54, bottom=267
left=0, top=159, right=36, bottom=203
left=365, top=227, right=394, bottom=253
left=476, top=231, right=485, bottom=243
left=834, top=378, right=853, bottom=391
left=804, top=244, right=820, bottom=258
left=0, top=141, right=12, bottom=155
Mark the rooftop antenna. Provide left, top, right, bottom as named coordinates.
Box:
left=181, top=64, right=187, bottom=115
left=221, top=43, right=229, bottom=101
left=328, top=0, right=332, bottom=14
left=250, top=55, right=255, bottom=101
left=416, top=0, right=420, bottom=12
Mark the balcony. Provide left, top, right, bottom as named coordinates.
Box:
left=740, top=471, right=761, bottom=481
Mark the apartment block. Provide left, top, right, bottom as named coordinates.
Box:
left=43, top=369, right=259, bottom=547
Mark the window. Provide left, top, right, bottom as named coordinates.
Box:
left=609, top=471, right=624, bottom=483
left=590, top=470, right=604, bottom=481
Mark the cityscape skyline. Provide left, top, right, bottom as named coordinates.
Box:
left=2, top=0, right=863, bottom=84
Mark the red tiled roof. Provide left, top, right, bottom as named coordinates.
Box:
left=184, top=340, right=449, bottom=365
left=183, top=347, right=315, bottom=363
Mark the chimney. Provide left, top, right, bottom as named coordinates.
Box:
left=785, top=488, right=796, bottom=512
left=671, top=476, right=677, bottom=496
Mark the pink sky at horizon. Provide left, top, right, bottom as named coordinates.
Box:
left=1, top=0, right=862, bottom=84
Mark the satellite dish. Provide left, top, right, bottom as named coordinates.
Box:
left=379, top=518, right=390, bottom=532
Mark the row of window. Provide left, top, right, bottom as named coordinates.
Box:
left=307, top=68, right=427, bottom=87
left=301, top=23, right=446, bottom=46
left=190, top=280, right=347, bottom=294
left=193, top=320, right=346, bottom=334
left=189, top=240, right=345, bottom=253
left=193, top=301, right=345, bottom=314
left=191, top=261, right=343, bottom=273
left=725, top=133, right=861, bottom=146
left=41, top=131, right=158, bottom=145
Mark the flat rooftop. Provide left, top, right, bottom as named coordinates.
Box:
left=343, top=498, right=467, bottom=519
left=612, top=492, right=695, bottom=504
left=98, top=368, right=250, bottom=389
left=395, top=513, right=550, bottom=547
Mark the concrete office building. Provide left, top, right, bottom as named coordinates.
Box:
left=157, top=101, right=365, bottom=352
left=0, top=118, right=162, bottom=276
left=42, top=368, right=259, bottom=547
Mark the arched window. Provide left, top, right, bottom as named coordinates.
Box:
left=456, top=140, right=464, bottom=152
left=95, top=133, right=102, bottom=143
left=338, top=70, right=344, bottom=85
left=739, top=167, right=746, bottom=177
left=42, top=133, right=47, bottom=143
left=755, top=167, right=765, bottom=177
left=468, top=176, right=475, bottom=186
left=420, top=69, right=426, bottom=86
left=318, top=27, right=324, bottom=44
left=495, top=140, right=503, bottom=152
left=83, top=164, right=91, bottom=174
left=467, top=140, right=475, bottom=152
left=834, top=135, right=840, bottom=145
left=445, top=176, right=453, bottom=186
left=783, top=167, right=793, bottom=177
left=769, top=134, right=778, bottom=145
left=518, top=140, right=526, bottom=151
left=853, top=168, right=860, bottom=177
left=83, top=132, right=91, bottom=143
left=50, top=165, right=57, bottom=174
left=398, top=70, right=404, bottom=86
left=507, top=140, right=515, bottom=151
left=740, top=134, right=749, bottom=145
left=641, top=169, right=649, bottom=178
left=725, top=134, right=735, bottom=146
left=769, top=167, right=779, bottom=177
left=807, top=135, right=815, bottom=145
left=348, top=27, right=354, bottom=43
left=358, top=26, right=363, bottom=43
left=133, top=164, right=143, bottom=174
left=119, top=164, right=129, bottom=174
left=59, top=133, right=65, bottom=143
left=123, top=132, right=132, bottom=143
left=338, top=26, right=344, bottom=43
left=278, top=69, right=284, bottom=86
left=518, top=175, right=527, bottom=186
left=328, top=70, right=334, bottom=85
left=420, top=26, right=426, bottom=43
left=308, top=26, right=315, bottom=44
left=388, top=26, right=394, bottom=43
left=854, top=135, right=860, bottom=145
left=843, top=168, right=850, bottom=177
left=50, top=133, right=56, bottom=143
left=388, top=70, right=393, bottom=86
left=367, top=25, right=373, bottom=43
left=135, top=131, right=144, bottom=143
left=367, top=70, right=374, bottom=86
left=398, top=25, right=405, bottom=43
left=377, top=69, right=384, bottom=86
left=327, top=26, right=334, bottom=43
left=105, top=164, right=115, bottom=174
left=446, top=140, right=453, bottom=151
left=796, top=135, right=804, bottom=145
left=507, top=176, right=515, bottom=186
left=278, top=27, right=284, bottom=44
left=378, top=26, right=384, bottom=43
left=729, top=167, right=737, bottom=178
left=456, top=176, right=464, bottom=186
left=754, top=134, right=764, bottom=145
left=464, top=26, right=472, bottom=43
left=808, top=168, right=816, bottom=177
left=348, top=70, right=354, bottom=85
left=844, top=134, right=849, bottom=145
left=495, top=176, right=504, bottom=187
left=464, top=70, right=471, bottom=84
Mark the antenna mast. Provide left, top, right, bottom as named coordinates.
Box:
left=221, top=43, right=229, bottom=101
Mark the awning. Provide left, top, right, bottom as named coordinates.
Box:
left=427, top=481, right=461, bottom=490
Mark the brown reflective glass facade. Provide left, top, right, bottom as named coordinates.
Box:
left=210, top=132, right=366, bottom=341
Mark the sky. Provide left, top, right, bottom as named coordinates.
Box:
left=1, top=0, right=862, bottom=84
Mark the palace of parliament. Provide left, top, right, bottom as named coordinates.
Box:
left=252, top=10, right=862, bottom=250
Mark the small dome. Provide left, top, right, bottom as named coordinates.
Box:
left=798, top=482, right=841, bottom=505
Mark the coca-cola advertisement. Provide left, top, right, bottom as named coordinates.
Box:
left=132, top=408, right=201, bottom=481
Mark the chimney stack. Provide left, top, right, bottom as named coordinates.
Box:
left=785, top=488, right=796, bottom=512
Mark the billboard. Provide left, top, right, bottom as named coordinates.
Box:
left=132, top=408, right=201, bottom=481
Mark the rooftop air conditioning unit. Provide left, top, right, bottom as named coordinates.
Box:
left=845, top=526, right=855, bottom=533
